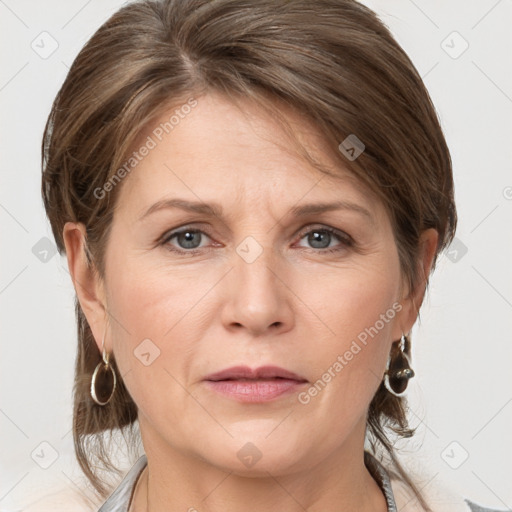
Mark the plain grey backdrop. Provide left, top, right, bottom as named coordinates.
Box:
left=1, top=0, right=511, bottom=510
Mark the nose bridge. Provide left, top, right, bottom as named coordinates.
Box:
left=224, top=234, right=293, bottom=334
left=234, top=234, right=280, bottom=300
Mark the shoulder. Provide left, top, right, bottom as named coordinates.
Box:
left=390, top=476, right=501, bottom=512
left=22, top=486, right=102, bottom=512
left=22, top=456, right=147, bottom=512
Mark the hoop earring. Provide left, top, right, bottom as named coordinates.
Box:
left=383, top=334, right=415, bottom=397
left=90, top=325, right=117, bottom=406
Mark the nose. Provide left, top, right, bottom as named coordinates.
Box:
left=221, top=243, right=294, bottom=337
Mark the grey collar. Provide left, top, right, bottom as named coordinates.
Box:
left=364, top=451, right=398, bottom=512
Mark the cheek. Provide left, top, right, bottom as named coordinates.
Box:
left=105, top=273, right=186, bottom=420
left=104, top=244, right=218, bottom=340
left=304, top=255, right=401, bottom=347
left=297, top=255, right=401, bottom=411
left=103, top=253, right=223, bottom=407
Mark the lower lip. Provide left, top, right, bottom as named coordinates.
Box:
left=204, top=379, right=307, bottom=402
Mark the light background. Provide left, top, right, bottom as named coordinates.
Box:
left=0, top=0, right=511, bottom=510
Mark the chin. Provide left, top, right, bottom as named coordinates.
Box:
left=197, top=430, right=311, bottom=476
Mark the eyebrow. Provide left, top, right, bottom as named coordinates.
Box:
left=139, top=198, right=375, bottom=226
left=139, top=198, right=223, bottom=221
left=289, top=200, right=375, bottom=226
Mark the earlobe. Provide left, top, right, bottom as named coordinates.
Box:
left=62, top=222, right=107, bottom=353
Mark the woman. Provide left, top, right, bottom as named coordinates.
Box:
left=37, top=0, right=496, bottom=511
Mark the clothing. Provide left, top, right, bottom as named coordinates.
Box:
left=96, top=452, right=500, bottom=512
left=98, top=454, right=147, bottom=512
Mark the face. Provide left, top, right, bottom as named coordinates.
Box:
left=93, top=92, right=408, bottom=475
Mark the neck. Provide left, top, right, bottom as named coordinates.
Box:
left=131, top=418, right=388, bottom=512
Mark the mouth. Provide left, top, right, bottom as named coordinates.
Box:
left=204, top=365, right=308, bottom=403
left=205, top=365, right=308, bottom=382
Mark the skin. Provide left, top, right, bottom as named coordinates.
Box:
left=64, top=91, right=438, bottom=512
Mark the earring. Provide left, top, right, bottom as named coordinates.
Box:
left=383, top=334, right=415, bottom=397
left=90, top=325, right=117, bottom=406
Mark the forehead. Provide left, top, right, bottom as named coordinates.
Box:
left=115, top=92, right=384, bottom=222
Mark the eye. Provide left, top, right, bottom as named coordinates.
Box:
left=159, top=224, right=353, bottom=255
left=296, top=226, right=353, bottom=253
left=162, top=228, right=212, bottom=252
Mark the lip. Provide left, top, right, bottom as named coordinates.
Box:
left=204, top=365, right=307, bottom=382
left=204, top=365, right=308, bottom=403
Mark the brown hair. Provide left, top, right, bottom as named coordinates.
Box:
left=42, top=0, right=456, bottom=507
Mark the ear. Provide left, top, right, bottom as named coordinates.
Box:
left=395, top=228, right=439, bottom=337
left=63, top=222, right=107, bottom=353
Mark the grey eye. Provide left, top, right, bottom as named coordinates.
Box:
left=168, top=230, right=208, bottom=250
left=307, top=230, right=333, bottom=249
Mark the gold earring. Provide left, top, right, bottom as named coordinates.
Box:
left=90, top=325, right=117, bottom=406
left=383, top=334, right=415, bottom=397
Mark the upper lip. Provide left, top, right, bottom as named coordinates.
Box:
left=205, top=365, right=308, bottom=382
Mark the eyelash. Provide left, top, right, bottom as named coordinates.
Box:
left=159, top=225, right=354, bottom=256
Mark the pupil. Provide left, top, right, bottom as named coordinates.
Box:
left=310, top=231, right=330, bottom=249
left=179, top=231, right=200, bottom=249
